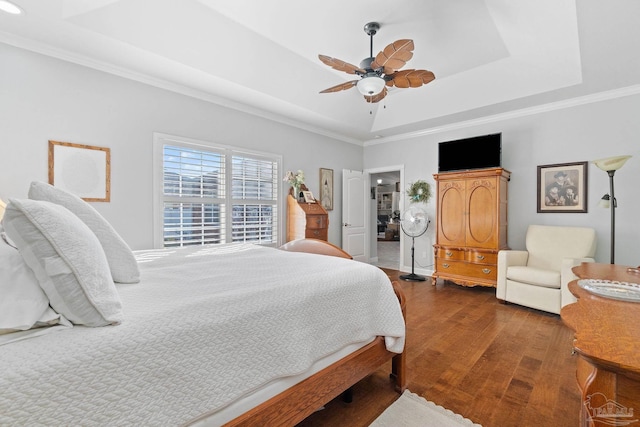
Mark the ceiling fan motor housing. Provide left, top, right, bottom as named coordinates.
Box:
left=359, top=57, right=377, bottom=72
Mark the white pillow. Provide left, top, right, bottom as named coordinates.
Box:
left=0, top=227, right=65, bottom=333
left=29, top=181, right=140, bottom=283
left=3, top=199, right=124, bottom=327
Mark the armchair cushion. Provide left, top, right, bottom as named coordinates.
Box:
left=506, top=266, right=560, bottom=289
left=525, top=225, right=597, bottom=271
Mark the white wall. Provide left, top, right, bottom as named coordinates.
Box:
left=0, top=43, right=362, bottom=249
left=364, top=92, right=640, bottom=269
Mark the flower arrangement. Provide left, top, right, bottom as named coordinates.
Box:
left=283, top=170, right=305, bottom=195
left=407, top=180, right=432, bottom=204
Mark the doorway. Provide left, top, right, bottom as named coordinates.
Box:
left=370, top=169, right=401, bottom=270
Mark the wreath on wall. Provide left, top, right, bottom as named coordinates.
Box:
left=407, top=180, right=432, bottom=204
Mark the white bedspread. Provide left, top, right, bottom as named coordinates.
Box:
left=0, top=243, right=405, bottom=426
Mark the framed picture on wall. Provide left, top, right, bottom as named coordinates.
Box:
left=48, top=140, right=111, bottom=202
left=319, top=168, right=333, bottom=210
left=537, top=161, right=588, bottom=213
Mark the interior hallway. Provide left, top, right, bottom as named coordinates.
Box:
left=374, top=240, right=400, bottom=270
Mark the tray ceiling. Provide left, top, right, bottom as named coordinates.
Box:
left=1, top=0, right=639, bottom=144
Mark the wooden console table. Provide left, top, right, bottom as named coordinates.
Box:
left=561, top=263, right=640, bottom=427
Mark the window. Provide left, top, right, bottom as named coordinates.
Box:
left=153, top=134, right=280, bottom=248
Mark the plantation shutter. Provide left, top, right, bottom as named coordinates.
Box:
left=161, top=143, right=278, bottom=247
left=230, top=155, right=278, bottom=243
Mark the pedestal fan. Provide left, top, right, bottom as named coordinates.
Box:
left=399, top=206, right=430, bottom=282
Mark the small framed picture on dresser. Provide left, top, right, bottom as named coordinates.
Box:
left=302, top=190, right=316, bottom=203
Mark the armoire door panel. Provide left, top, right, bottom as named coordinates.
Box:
left=467, top=182, right=496, bottom=247
left=438, top=183, right=465, bottom=246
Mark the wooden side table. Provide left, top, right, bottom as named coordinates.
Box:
left=561, top=263, right=640, bottom=427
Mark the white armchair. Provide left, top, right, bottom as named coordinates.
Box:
left=496, top=225, right=597, bottom=314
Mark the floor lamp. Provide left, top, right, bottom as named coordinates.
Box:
left=592, top=155, right=632, bottom=264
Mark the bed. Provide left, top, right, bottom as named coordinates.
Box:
left=0, top=182, right=406, bottom=426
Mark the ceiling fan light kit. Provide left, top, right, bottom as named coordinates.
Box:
left=357, top=76, right=386, bottom=96
left=318, top=22, right=435, bottom=104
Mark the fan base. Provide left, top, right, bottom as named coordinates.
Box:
left=400, top=273, right=426, bottom=282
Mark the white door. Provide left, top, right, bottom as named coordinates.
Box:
left=342, top=169, right=368, bottom=262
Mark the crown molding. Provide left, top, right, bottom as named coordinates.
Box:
left=3, top=31, right=638, bottom=149
left=364, top=84, right=640, bottom=146
left=0, top=33, right=363, bottom=146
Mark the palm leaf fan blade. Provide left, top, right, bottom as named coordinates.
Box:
left=364, top=87, right=387, bottom=103
left=406, top=70, right=429, bottom=87
left=371, top=39, right=414, bottom=72
left=319, top=80, right=358, bottom=93
left=416, top=70, right=436, bottom=85
left=318, top=55, right=365, bottom=75
left=389, top=70, right=412, bottom=88
left=389, top=69, right=436, bottom=89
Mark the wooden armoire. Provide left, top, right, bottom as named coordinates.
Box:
left=432, top=168, right=510, bottom=287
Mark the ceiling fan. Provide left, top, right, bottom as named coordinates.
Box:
left=318, top=22, right=435, bottom=104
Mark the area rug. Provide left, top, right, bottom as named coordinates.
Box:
left=369, top=390, right=482, bottom=427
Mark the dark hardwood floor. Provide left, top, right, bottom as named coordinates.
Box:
left=298, top=268, right=580, bottom=427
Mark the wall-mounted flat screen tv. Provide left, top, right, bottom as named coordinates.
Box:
left=438, top=133, right=502, bottom=172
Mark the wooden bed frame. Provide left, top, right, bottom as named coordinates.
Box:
left=279, top=238, right=353, bottom=259
left=219, top=239, right=407, bottom=426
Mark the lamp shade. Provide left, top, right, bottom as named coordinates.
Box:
left=356, top=76, right=385, bottom=96
left=592, top=155, right=632, bottom=172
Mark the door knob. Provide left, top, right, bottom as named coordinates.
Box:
left=343, top=223, right=351, bottom=227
